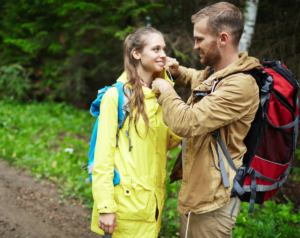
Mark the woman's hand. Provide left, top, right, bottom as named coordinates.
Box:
left=98, top=213, right=117, bottom=235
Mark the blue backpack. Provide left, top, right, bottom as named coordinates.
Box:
left=82, top=81, right=132, bottom=185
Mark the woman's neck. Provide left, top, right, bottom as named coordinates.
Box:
left=137, top=67, right=154, bottom=88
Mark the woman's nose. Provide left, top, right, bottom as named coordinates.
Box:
left=160, top=50, right=166, bottom=57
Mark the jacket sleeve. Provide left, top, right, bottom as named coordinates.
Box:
left=92, top=87, right=118, bottom=214
left=167, top=128, right=182, bottom=150
left=174, top=66, right=204, bottom=89
left=158, top=75, right=259, bottom=138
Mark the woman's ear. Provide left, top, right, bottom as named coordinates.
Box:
left=132, top=49, right=141, bottom=60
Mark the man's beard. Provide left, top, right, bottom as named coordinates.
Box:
left=201, top=39, right=221, bottom=66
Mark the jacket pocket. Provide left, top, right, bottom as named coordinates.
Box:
left=114, top=176, right=156, bottom=222
left=185, top=137, right=223, bottom=205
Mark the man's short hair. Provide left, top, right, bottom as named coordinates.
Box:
left=191, top=2, right=244, bottom=47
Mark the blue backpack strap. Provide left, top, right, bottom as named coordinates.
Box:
left=113, top=82, right=133, bottom=151
left=86, top=117, right=99, bottom=182
left=85, top=85, right=122, bottom=184
left=90, top=86, right=111, bottom=117
left=113, top=82, right=130, bottom=149
left=113, top=82, right=125, bottom=127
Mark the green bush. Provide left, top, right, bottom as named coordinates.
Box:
left=0, top=0, right=164, bottom=106
left=291, top=149, right=300, bottom=181
left=159, top=147, right=182, bottom=238
left=0, top=0, right=248, bottom=106
left=0, top=64, right=31, bottom=101
left=233, top=201, right=300, bottom=238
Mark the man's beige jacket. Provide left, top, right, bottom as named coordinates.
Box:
left=158, top=52, right=263, bottom=214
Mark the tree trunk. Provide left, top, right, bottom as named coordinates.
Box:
left=238, top=0, right=260, bottom=52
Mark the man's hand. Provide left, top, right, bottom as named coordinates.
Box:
left=164, top=57, right=181, bottom=78
left=98, top=213, right=116, bottom=235
left=152, top=78, right=173, bottom=95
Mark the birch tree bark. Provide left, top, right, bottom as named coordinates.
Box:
left=239, top=0, right=260, bottom=52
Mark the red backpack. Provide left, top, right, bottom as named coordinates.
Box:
left=214, top=58, right=299, bottom=214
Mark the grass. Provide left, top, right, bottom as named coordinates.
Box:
left=0, top=98, right=95, bottom=208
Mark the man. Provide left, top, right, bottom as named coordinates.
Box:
left=152, top=2, right=263, bottom=238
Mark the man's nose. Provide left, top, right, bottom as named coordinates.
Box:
left=194, top=43, right=199, bottom=50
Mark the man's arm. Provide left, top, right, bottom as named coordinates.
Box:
left=156, top=75, right=259, bottom=138
left=174, top=66, right=202, bottom=89
left=164, top=57, right=204, bottom=89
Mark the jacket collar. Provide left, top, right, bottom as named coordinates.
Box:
left=206, top=52, right=263, bottom=81
left=193, top=52, right=264, bottom=94
left=116, top=68, right=175, bottom=98
left=198, top=52, right=263, bottom=86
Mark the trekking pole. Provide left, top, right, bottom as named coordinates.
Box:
left=104, top=233, right=112, bottom=238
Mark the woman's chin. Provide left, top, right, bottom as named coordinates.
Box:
left=154, top=66, right=164, bottom=72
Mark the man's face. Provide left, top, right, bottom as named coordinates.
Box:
left=193, top=18, right=221, bottom=66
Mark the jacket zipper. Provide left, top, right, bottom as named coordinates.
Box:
left=211, top=79, right=219, bottom=93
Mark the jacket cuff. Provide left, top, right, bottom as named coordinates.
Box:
left=97, top=199, right=118, bottom=214
left=158, top=88, right=179, bottom=106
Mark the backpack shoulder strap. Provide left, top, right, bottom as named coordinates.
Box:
left=217, top=70, right=265, bottom=87
left=113, top=82, right=133, bottom=151
left=112, top=82, right=132, bottom=127
left=113, top=82, right=125, bottom=125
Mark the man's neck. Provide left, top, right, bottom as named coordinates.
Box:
left=213, top=52, right=239, bottom=72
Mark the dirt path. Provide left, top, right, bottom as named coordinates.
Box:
left=0, top=160, right=100, bottom=238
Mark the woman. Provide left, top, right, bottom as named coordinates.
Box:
left=91, top=27, right=181, bottom=238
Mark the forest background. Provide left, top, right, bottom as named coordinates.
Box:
left=1, top=0, right=300, bottom=237
left=1, top=0, right=299, bottom=106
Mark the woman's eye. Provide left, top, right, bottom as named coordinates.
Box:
left=163, top=48, right=167, bottom=53
left=153, top=48, right=159, bottom=52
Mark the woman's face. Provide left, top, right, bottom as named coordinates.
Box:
left=135, top=33, right=167, bottom=74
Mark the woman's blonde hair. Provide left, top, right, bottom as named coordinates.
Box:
left=123, top=27, right=163, bottom=136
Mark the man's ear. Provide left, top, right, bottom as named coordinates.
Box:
left=132, top=49, right=141, bottom=60
left=219, top=31, right=229, bottom=47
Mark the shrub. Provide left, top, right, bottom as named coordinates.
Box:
left=159, top=147, right=181, bottom=238
left=233, top=201, right=300, bottom=238
left=0, top=64, right=31, bottom=101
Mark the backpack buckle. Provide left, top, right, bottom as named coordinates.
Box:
left=247, top=167, right=254, bottom=174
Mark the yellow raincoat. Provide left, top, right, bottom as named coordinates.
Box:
left=91, top=70, right=181, bottom=238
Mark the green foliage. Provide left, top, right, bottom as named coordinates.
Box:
left=291, top=149, right=300, bottom=181
left=159, top=147, right=181, bottom=237
left=0, top=0, right=165, bottom=106
left=250, top=0, right=300, bottom=80
left=0, top=0, right=246, bottom=106
left=0, top=64, right=31, bottom=101
left=233, top=201, right=300, bottom=238
left=0, top=99, right=95, bottom=208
